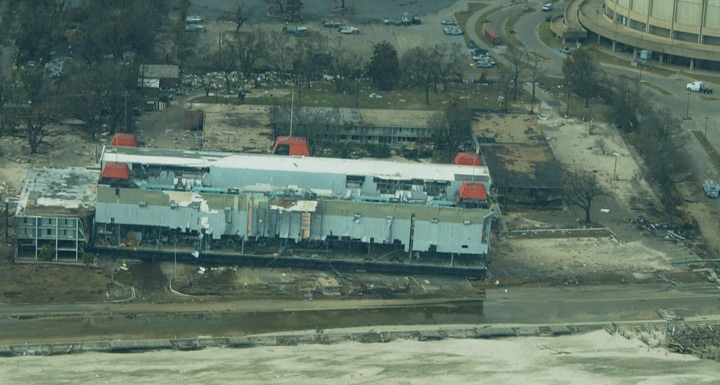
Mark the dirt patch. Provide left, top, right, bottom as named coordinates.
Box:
left=0, top=246, right=111, bottom=304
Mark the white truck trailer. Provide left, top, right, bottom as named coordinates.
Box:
left=687, top=81, right=713, bottom=94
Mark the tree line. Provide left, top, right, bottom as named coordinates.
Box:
left=560, top=48, right=688, bottom=223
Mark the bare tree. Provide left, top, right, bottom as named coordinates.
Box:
left=328, top=39, right=361, bottom=93
left=207, top=46, right=238, bottom=93
left=264, top=0, right=285, bottom=14
left=562, top=48, right=600, bottom=108
left=267, top=31, right=295, bottom=85
left=563, top=170, right=604, bottom=224
left=429, top=98, right=472, bottom=160
left=220, top=4, right=247, bottom=33
left=637, top=109, right=688, bottom=193
left=16, top=1, right=58, bottom=63
left=293, top=35, right=328, bottom=89
left=5, top=68, right=58, bottom=154
left=507, top=44, right=527, bottom=101
left=528, top=52, right=546, bottom=112
left=604, top=78, right=643, bottom=133
left=269, top=105, right=341, bottom=152
left=286, top=0, right=304, bottom=22
left=235, top=30, right=268, bottom=90
left=495, top=67, right=512, bottom=112
left=401, top=46, right=439, bottom=105
left=436, top=43, right=465, bottom=92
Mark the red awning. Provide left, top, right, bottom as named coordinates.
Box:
left=272, top=136, right=310, bottom=157
left=454, top=152, right=481, bottom=166
left=459, top=183, right=487, bottom=200
left=101, top=162, right=130, bottom=179
left=111, top=133, right=137, bottom=147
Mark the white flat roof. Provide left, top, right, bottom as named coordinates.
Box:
left=102, top=147, right=490, bottom=182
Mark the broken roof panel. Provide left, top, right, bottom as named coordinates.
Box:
left=101, top=146, right=491, bottom=185
left=16, top=168, right=100, bottom=217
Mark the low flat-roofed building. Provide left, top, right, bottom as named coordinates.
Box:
left=95, top=146, right=495, bottom=262
left=473, top=114, right=563, bottom=207
left=269, top=106, right=437, bottom=147
left=139, top=64, right=180, bottom=89
left=15, top=168, right=99, bottom=261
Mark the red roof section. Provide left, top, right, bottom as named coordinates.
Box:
left=111, top=133, right=137, bottom=147
left=272, top=136, right=310, bottom=157
left=454, top=152, right=481, bottom=166
left=459, top=183, right=487, bottom=200
left=101, top=162, right=130, bottom=179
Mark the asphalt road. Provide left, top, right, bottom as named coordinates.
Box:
left=188, top=0, right=458, bottom=23
left=0, top=283, right=718, bottom=344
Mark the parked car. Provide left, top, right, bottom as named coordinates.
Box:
left=476, top=58, right=496, bottom=68
left=184, top=24, right=205, bottom=32
left=412, top=15, right=421, bottom=24
left=184, top=15, right=203, bottom=23
left=542, top=3, right=553, bottom=11
left=323, top=21, right=341, bottom=28
left=559, top=46, right=571, bottom=55
left=339, top=26, right=360, bottom=34
left=443, top=27, right=463, bottom=35
left=474, top=48, right=488, bottom=56
left=441, top=19, right=457, bottom=25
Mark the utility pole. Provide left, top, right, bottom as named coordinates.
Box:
left=123, top=91, right=129, bottom=133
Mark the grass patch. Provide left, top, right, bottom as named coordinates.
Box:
left=538, top=22, right=561, bottom=48
left=688, top=73, right=720, bottom=85
left=692, top=130, right=720, bottom=174
left=454, top=3, right=487, bottom=46
left=504, top=10, right=525, bottom=46
left=191, top=80, right=508, bottom=111
left=589, top=49, right=676, bottom=77
left=642, top=82, right=672, bottom=96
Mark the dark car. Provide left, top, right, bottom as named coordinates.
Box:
left=412, top=15, right=421, bottom=24
left=559, top=46, right=571, bottom=55
left=474, top=48, right=488, bottom=56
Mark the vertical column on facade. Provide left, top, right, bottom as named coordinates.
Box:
left=34, top=218, right=38, bottom=260
left=659, top=53, right=664, bottom=65
left=55, top=218, right=59, bottom=261
left=75, top=218, right=79, bottom=262
left=612, top=40, right=616, bottom=51
left=690, top=58, right=695, bottom=70
left=699, top=0, right=707, bottom=44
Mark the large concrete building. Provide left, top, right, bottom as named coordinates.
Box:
left=563, top=0, right=720, bottom=70
left=87, top=146, right=495, bottom=263
left=14, top=168, right=99, bottom=261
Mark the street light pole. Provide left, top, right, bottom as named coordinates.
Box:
left=686, top=92, right=690, bottom=119
left=174, top=240, right=177, bottom=282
